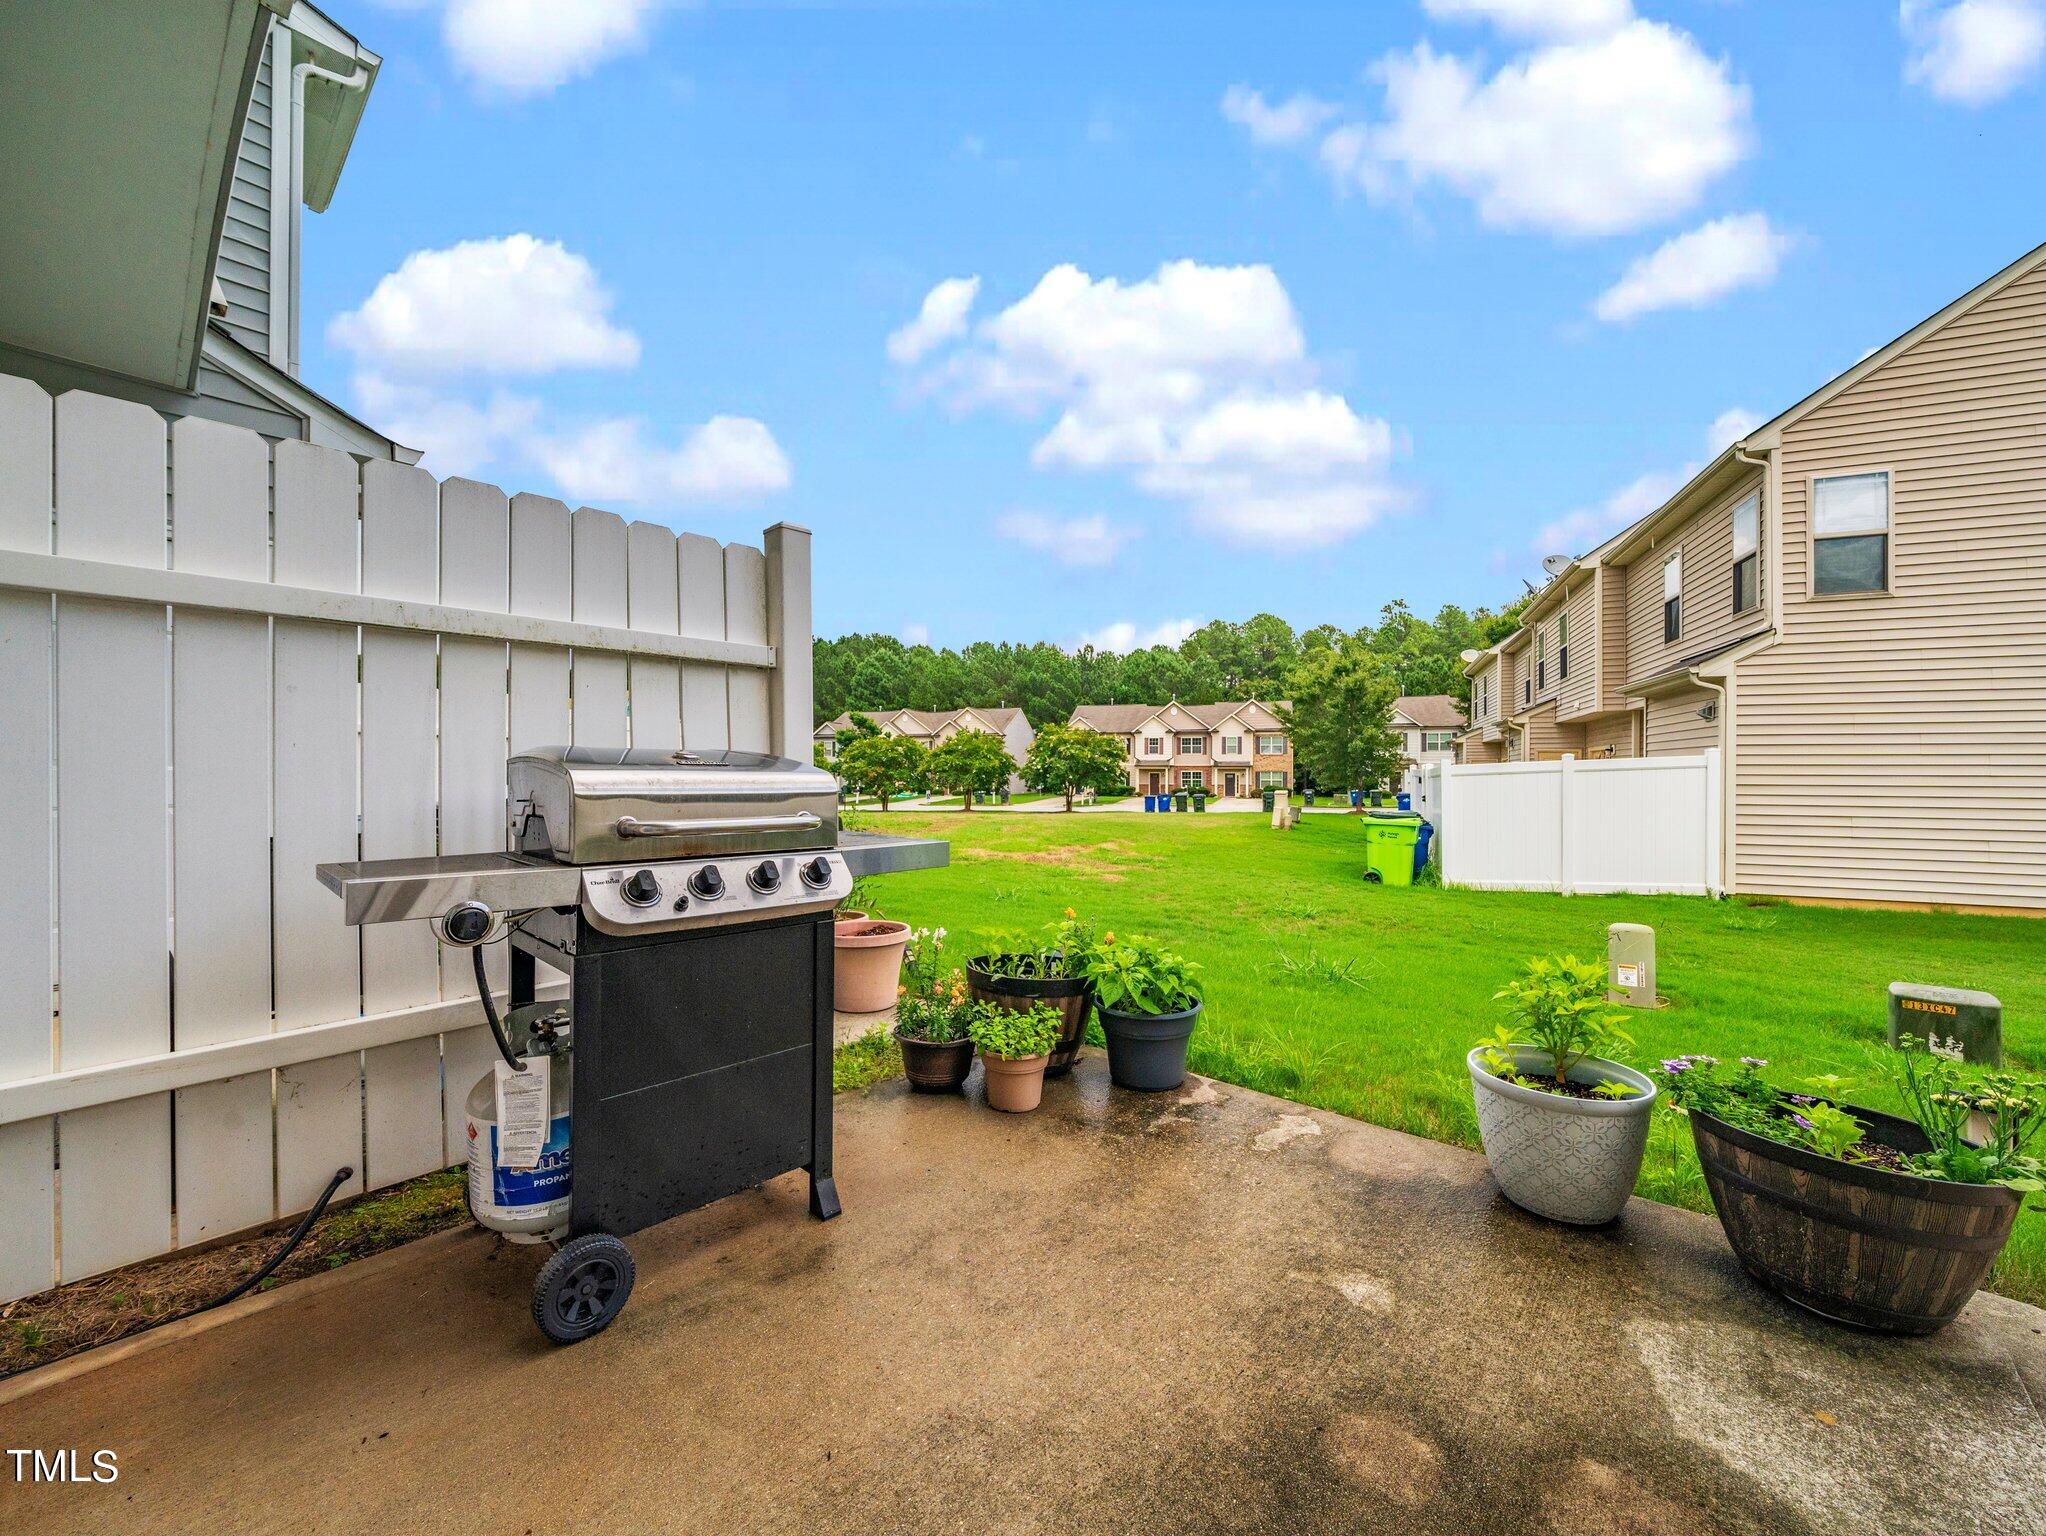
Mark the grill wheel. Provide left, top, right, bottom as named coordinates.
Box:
left=532, top=1233, right=636, bottom=1344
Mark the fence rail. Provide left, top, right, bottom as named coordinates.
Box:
left=1419, top=750, right=1722, bottom=898
left=0, top=375, right=810, bottom=1303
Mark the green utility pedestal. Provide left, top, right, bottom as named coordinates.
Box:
left=1887, top=982, right=2001, bottom=1066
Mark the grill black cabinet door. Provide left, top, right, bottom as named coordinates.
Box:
left=557, top=909, right=834, bottom=1239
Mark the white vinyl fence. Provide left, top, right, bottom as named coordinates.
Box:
left=1418, top=751, right=1722, bottom=897
left=0, top=377, right=813, bottom=1304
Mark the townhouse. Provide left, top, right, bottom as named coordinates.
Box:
left=1068, top=700, right=1293, bottom=799
left=813, top=706, right=1036, bottom=791
left=1391, top=695, right=1467, bottom=793
left=1460, top=239, right=2046, bottom=913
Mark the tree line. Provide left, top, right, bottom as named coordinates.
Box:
left=814, top=600, right=1531, bottom=730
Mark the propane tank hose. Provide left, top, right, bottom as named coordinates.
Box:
left=474, top=942, right=527, bottom=1072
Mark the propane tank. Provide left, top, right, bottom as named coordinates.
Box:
left=465, top=1002, right=573, bottom=1241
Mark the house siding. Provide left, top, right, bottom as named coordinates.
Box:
left=1733, top=259, right=2046, bottom=909
left=217, top=32, right=274, bottom=357
left=1645, top=686, right=1720, bottom=757
left=1597, top=564, right=1630, bottom=711
left=1584, top=712, right=1637, bottom=758
left=1521, top=704, right=1585, bottom=760
left=1621, top=468, right=1769, bottom=689
left=1556, top=576, right=1598, bottom=718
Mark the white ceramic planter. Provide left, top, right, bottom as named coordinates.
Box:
left=1466, top=1046, right=1657, bottom=1225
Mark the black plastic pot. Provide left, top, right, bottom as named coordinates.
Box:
left=1097, top=1001, right=1200, bottom=1092
left=966, top=955, right=1092, bottom=1078
left=895, top=1028, right=974, bottom=1093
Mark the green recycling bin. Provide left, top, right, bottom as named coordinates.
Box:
left=1360, top=811, right=1422, bottom=886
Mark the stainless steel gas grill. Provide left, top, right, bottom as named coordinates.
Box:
left=316, top=745, right=944, bottom=1343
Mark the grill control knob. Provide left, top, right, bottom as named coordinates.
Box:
left=621, top=868, right=662, bottom=907
left=748, top=860, right=783, bottom=894
left=689, top=865, right=725, bottom=901
left=799, top=857, right=834, bottom=889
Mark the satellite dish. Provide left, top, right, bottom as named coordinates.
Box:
left=1541, top=554, right=1572, bottom=578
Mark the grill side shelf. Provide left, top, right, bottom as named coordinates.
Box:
left=838, top=832, right=949, bottom=878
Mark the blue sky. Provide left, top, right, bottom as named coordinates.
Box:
left=308, top=0, right=2046, bottom=649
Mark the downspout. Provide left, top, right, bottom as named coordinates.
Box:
left=286, top=53, right=372, bottom=378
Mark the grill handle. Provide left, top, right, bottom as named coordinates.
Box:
left=614, top=811, right=823, bottom=839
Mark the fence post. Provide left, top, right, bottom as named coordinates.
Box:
left=1702, top=746, right=1724, bottom=896
left=1558, top=754, right=1576, bottom=896
left=763, top=522, right=813, bottom=762
left=1436, top=763, right=1454, bottom=884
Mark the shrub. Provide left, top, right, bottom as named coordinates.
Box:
left=966, top=1000, right=1063, bottom=1061
left=1477, top=954, right=1634, bottom=1093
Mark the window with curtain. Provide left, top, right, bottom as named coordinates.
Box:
left=1732, top=492, right=1761, bottom=613
left=1812, top=472, right=1889, bottom=594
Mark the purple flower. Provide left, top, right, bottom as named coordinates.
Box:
left=1741, top=1056, right=1768, bottom=1069
left=1790, top=1113, right=1813, bottom=1131
left=1660, top=1058, right=1692, bottom=1074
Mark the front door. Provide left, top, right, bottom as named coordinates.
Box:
left=1147, top=771, right=1162, bottom=794
left=1223, top=771, right=1239, bottom=798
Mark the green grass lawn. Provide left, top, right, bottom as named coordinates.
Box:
left=853, top=809, right=2046, bottom=1307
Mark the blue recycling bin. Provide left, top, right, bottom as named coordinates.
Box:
left=1142, top=794, right=1156, bottom=812
left=1413, top=819, right=1434, bottom=879
left=1396, top=792, right=1412, bottom=811
left=1350, top=790, right=1361, bottom=807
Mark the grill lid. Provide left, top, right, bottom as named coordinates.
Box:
left=511, top=746, right=840, bottom=864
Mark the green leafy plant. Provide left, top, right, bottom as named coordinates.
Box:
left=895, top=970, right=972, bottom=1044
left=899, top=924, right=950, bottom=1000
left=973, top=908, right=1098, bottom=982
left=966, top=1000, right=1063, bottom=1061
left=1478, top=954, right=1635, bottom=1094
left=1077, top=934, right=1202, bottom=1017
left=1890, top=1035, right=2046, bottom=1192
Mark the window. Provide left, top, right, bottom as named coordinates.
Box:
left=1256, top=733, right=1285, bottom=755
left=1557, top=612, right=1570, bottom=681
left=1143, top=736, right=1163, bottom=756
left=1221, top=734, right=1243, bottom=756
left=1522, top=665, right=1531, bottom=707
left=1257, top=770, right=1286, bottom=789
left=1423, top=731, right=1456, bottom=752
left=1177, top=734, right=1205, bottom=755
left=1535, top=628, right=1546, bottom=691
left=1729, top=492, right=1760, bottom=613
left=1179, top=769, right=1204, bottom=789
left=1812, top=472, right=1888, bottom=595
left=1662, top=551, right=1682, bottom=643
left=1478, top=676, right=1490, bottom=718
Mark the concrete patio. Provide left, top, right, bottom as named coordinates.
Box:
left=4, top=1058, right=2041, bottom=1535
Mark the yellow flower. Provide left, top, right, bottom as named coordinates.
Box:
left=1103, top=931, right=1114, bottom=943
left=896, top=984, right=907, bottom=997
left=1065, top=907, right=1076, bottom=918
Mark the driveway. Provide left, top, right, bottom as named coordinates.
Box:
left=4, top=1060, right=2041, bottom=1535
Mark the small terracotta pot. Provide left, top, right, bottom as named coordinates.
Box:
left=980, top=1052, right=1050, bottom=1113
left=834, top=919, right=910, bottom=1013
left=836, top=909, right=867, bottom=922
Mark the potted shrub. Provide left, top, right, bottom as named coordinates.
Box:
left=1657, top=1043, right=2043, bottom=1334
left=894, top=968, right=977, bottom=1093
left=1078, top=935, right=1203, bottom=1092
left=1466, top=955, right=1655, bottom=1225
left=833, top=915, right=920, bottom=1013
left=967, top=911, right=1095, bottom=1077
left=968, top=1000, right=1064, bottom=1113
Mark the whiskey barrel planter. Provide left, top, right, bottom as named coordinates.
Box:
left=966, top=955, right=1092, bottom=1078
left=894, top=1028, right=975, bottom=1093
left=1689, top=1103, right=2024, bottom=1335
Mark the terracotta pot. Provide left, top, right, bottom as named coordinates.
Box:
left=895, top=1028, right=974, bottom=1093
left=965, top=954, right=1092, bottom=1078
left=980, top=1052, right=1050, bottom=1113
left=836, top=909, right=867, bottom=922
left=833, top=919, right=909, bottom=1013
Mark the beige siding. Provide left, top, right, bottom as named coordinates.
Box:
left=1598, top=564, right=1630, bottom=711
left=1469, top=655, right=1502, bottom=726
left=1584, top=712, right=1637, bottom=758
left=1645, top=686, right=1720, bottom=757
left=1556, top=576, right=1598, bottom=717
left=1621, top=468, right=1768, bottom=687
left=1734, top=260, right=2046, bottom=909
left=1521, top=704, right=1586, bottom=759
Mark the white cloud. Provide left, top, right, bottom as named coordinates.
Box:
left=1421, top=0, right=1635, bottom=38
left=1592, top=213, right=1794, bottom=322
left=1707, top=406, right=1762, bottom=452
left=1319, top=21, right=1750, bottom=237
left=440, top=0, right=660, bottom=96
left=329, top=234, right=640, bottom=376
left=1074, top=617, right=1204, bottom=654
left=1530, top=408, right=1755, bottom=557
left=900, top=622, right=931, bottom=646
left=1221, top=86, right=1340, bottom=147
left=886, top=276, right=981, bottom=365
left=895, top=260, right=1402, bottom=548
left=994, top=512, right=1137, bottom=568
left=1901, top=1, right=2045, bottom=105
left=527, top=414, right=791, bottom=507
left=351, top=372, right=541, bottom=478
